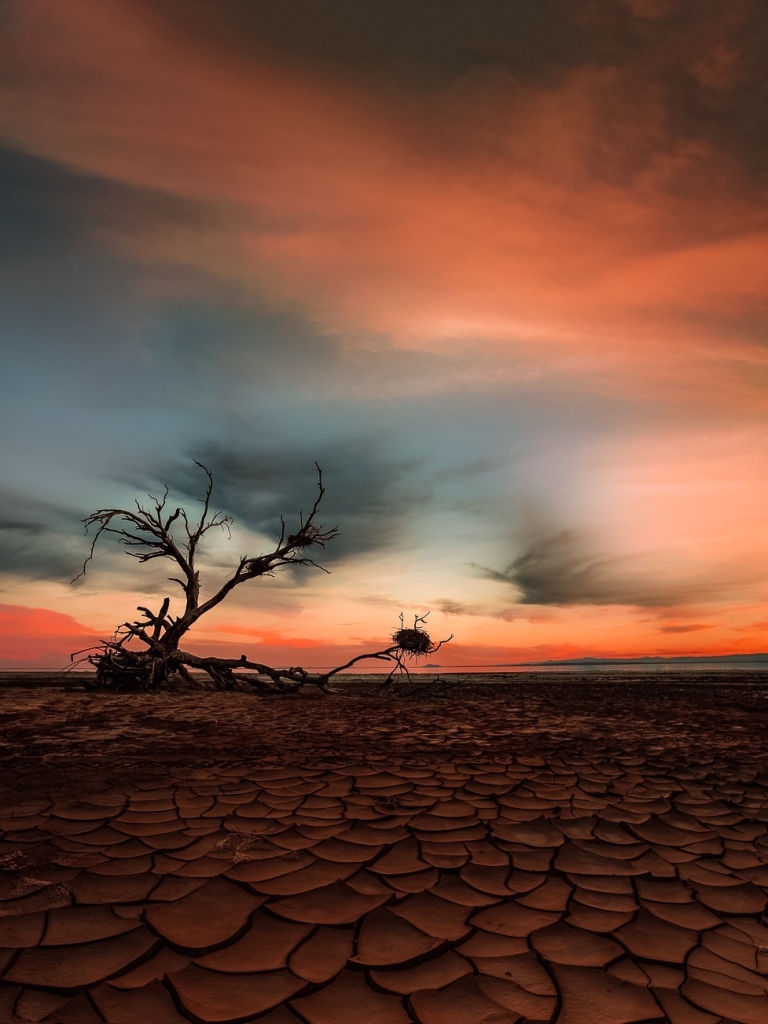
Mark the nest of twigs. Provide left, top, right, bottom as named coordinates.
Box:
left=392, top=620, right=434, bottom=657
left=287, top=524, right=322, bottom=548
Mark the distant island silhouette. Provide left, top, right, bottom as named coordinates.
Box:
left=519, top=653, right=768, bottom=666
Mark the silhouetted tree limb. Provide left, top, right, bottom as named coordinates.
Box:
left=71, top=463, right=451, bottom=693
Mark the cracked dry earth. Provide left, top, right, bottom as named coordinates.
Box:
left=0, top=679, right=768, bottom=1023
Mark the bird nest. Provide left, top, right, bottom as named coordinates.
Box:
left=391, top=614, right=438, bottom=658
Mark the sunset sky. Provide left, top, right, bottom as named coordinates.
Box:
left=1, top=0, right=768, bottom=668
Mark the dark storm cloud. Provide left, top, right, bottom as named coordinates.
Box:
left=0, top=144, right=365, bottom=413
left=0, top=490, right=84, bottom=581
left=0, top=519, right=44, bottom=535
left=0, top=145, right=214, bottom=267
left=0, top=146, right=463, bottom=405
left=0, top=484, right=200, bottom=593
left=481, top=530, right=717, bottom=608
left=175, top=0, right=594, bottom=88
left=147, top=441, right=429, bottom=565
left=0, top=144, right=233, bottom=375
left=171, top=0, right=768, bottom=187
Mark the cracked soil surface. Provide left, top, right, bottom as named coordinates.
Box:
left=1, top=672, right=767, bottom=1023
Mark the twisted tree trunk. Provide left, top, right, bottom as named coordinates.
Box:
left=72, top=464, right=451, bottom=693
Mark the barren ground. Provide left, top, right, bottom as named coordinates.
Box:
left=2, top=672, right=768, bottom=787
left=0, top=673, right=767, bottom=1023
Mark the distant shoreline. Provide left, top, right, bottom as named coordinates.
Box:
left=4, top=652, right=768, bottom=674
left=518, top=653, right=768, bottom=666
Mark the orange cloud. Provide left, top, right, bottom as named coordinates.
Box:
left=0, top=604, right=98, bottom=665
left=203, top=624, right=320, bottom=648
left=1, top=0, right=766, bottom=410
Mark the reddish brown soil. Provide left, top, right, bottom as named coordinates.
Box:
left=2, top=673, right=768, bottom=781
left=0, top=674, right=767, bottom=1022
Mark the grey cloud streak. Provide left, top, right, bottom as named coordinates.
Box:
left=481, top=529, right=727, bottom=609
left=150, top=439, right=431, bottom=566
left=659, top=623, right=714, bottom=633
left=0, top=491, right=85, bottom=582
left=0, top=486, right=185, bottom=592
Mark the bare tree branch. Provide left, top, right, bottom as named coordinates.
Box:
left=72, top=461, right=451, bottom=694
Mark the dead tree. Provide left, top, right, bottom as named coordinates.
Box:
left=71, top=463, right=450, bottom=693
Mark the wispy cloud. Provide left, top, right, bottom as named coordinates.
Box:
left=0, top=490, right=84, bottom=582
left=480, top=526, right=764, bottom=610
left=659, top=623, right=715, bottom=634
